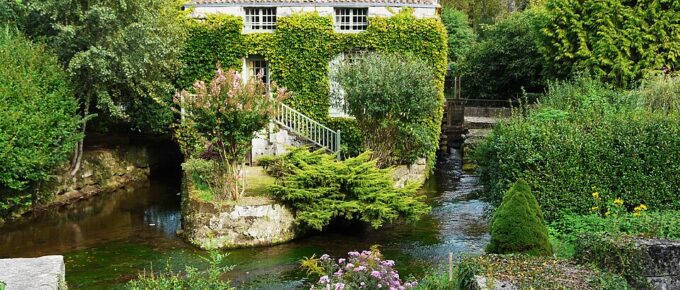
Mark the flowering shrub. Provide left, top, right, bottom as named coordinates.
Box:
left=301, top=248, right=417, bottom=290
left=175, top=65, right=289, bottom=200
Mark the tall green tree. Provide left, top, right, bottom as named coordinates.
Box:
left=440, top=7, right=475, bottom=72
left=540, top=0, right=680, bottom=87
left=20, top=0, right=188, bottom=174
left=0, top=28, right=81, bottom=216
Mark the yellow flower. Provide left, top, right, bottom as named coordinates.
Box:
left=614, top=198, right=624, bottom=206
left=592, top=192, right=600, bottom=199
left=590, top=206, right=599, bottom=212
left=605, top=211, right=610, bottom=217
left=639, top=204, right=648, bottom=211
left=633, top=212, right=641, bottom=217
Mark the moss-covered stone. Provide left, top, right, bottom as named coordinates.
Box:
left=486, top=179, right=553, bottom=256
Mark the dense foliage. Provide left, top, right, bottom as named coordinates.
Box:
left=126, top=251, right=234, bottom=290
left=333, top=53, right=440, bottom=167
left=301, top=248, right=418, bottom=289
left=475, top=76, right=680, bottom=220
left=20, top=0, right=188, bottom=134
left=486, top=180, right=553, bottom=256
left=0, top=29, right=81, bottom=217
left=182, top=10, right=447, bottom=167
left=440, top=7, right=475, bottom=71
left=459, top=9, right=547, bottom=98
left=176, top=67, right=288, bottom=200
left=540, top=0, right=680, bottom=87
left=268, top=148, right=430, bottom=231
left=573, top=233, right=649, bottom=289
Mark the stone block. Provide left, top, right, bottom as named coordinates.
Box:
left=0, top=255, right=65, bottom=290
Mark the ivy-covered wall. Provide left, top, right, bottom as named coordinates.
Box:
left=181, top=9, right=448, bottom=168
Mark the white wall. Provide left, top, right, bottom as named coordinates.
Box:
left=191, top=5, right=438, bottom=21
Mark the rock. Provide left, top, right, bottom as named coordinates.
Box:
left=183, top=196, right=298, bottom=250
left=475, top=275, right=516, bottom=290
left=0, top=255, right=65, bottom=290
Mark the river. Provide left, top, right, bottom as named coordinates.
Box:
left=0, top=151, right=489, bottom=289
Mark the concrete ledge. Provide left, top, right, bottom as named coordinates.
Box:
left=0, top=255, right=65, bottom=290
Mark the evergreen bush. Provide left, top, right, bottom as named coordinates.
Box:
left=269, top=148, right=430, bottom=231
left=486, top=179, right=553, bottom=256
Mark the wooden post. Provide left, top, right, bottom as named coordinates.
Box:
left=449, top=252, right=453, bottom=282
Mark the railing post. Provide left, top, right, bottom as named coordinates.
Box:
left=336, top=130, right=341, bottom=160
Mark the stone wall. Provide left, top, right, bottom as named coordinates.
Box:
left=635, top=238, right=680, bottom=289
left=392, top=158, right=428, bottom=188
left=40, top=146, right=151, bottom=210
left=182, top=186, right=298, bottom=250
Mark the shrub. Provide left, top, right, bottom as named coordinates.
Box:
left=301, top=247, right=417, bottom=289
left=175, top=66, right=289, bottom=201
left=637, top=75, right=680, bottom=113
left=458, top=9, right=547, bottom=99
left=333, top=53, right=440, bottom=167
left=126, top=251, right=234, bottom=290
left=475, top=77, right=680, bottom=220
left=540, top=0, right=680, bottom=87
left=269, top=148, right=430, bottom=231
left=486, top=180, right=553, bottom=256
left=0, top=29, right=82, bottom=217
left=573, top=233, right=649, bottom=289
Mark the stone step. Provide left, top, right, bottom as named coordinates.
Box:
left=464, top=116, right=503, bottom=129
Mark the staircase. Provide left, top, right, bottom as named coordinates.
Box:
left=273, top=103, right=341, bottom=153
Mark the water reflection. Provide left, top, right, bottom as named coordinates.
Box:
left=0, top=151, right=489, bottom=289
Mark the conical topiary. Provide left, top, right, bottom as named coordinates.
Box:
left=486, top=179, right=553, bottom=256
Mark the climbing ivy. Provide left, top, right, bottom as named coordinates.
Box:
left=181, top=9, right=448, bottom=169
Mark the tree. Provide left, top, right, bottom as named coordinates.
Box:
left=540, top=0, right=680, bottom=87
left=20, top=0, right=189, bottom=174
left=486, top=179, right=553, bottom=256
left=176, top=67, right=289, bottom=201
left=0, top=28, right=82, bottom=216
left=333, top=53, right=440, bottom=167
left=440, top=7, right=475, bottom=71
left=459, top=9, right=547, bottom=98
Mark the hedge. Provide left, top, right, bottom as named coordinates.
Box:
left=474, top=77, right=680, bottom=220
left=180, top=9, right=448, bottom=169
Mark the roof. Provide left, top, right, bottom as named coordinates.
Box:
left=189, top=0, right=439, bottom=8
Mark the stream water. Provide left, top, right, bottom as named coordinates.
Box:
left=0, top=151, right=489, bottom=289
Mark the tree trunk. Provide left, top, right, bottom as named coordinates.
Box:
left=70, top=95, right=91, bottom=177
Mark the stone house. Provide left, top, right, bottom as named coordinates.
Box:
left=182, top=0, right=446, bottom=160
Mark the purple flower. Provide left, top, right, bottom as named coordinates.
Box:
left=371, top=270, right=381, bottom=278
left=338, top=258, right=346, bottom=264
left=334, top=269, right=344, bottom=277
left=345, top=263, right=354, bottom=269
left=348, top=251, right=360, bottom=257
left=318, top=275, right=329, bottom=284
left=334, top=283, right=345, bottom=290
left=382, top=260, right=395, bottom=267
left=404, top=282, right=412, bottom=287
left=354, top=266, right=366, bottom=272
left=320, top=254, right=330, bottom=260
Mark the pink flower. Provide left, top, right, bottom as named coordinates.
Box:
left=318, top=275, right=329, bottom=284
left=348, top=251, right=360, bottom=257
left=338, top=258, right=346, bottom=264
left=334, top=283, right=345, bottom=290
left=345, top=263, right=354, bottom=269
left=354, top=266, right=366, bottom=272
left=371, top=270, right=381, bottom=278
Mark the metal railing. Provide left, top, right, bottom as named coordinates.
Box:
left=274, top=103, right=341, bottom=154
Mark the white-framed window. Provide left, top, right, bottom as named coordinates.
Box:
left=330, top=51, right=368, bottom=117
left=334, top=8, right=368, bottom=32
left=243, top=56, right=270, bottom=84
left=244, top=7, right=277, bottom=32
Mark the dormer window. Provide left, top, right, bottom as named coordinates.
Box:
left=244, top=7, right=276, bottom=32
left=334, top=8, right=368, bottom=32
